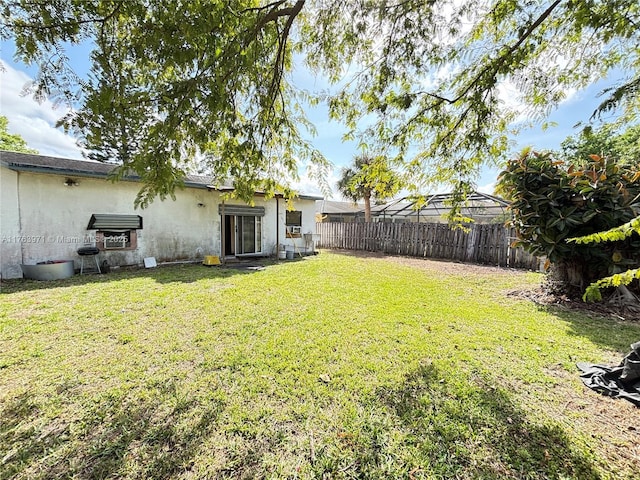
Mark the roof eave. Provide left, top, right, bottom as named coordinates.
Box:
left=5, top=163, right=115, bottom=180
left=206, top=185, right=323, bottom=201
left=6, top=163, right=213, bottom=190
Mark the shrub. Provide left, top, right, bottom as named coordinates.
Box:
left=569, top=216, right=640, bottom=303
left=497, top=149, right=640, bottom=297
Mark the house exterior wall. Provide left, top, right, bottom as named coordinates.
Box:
left=220, top=195, right=317, bottom=257
left=0, top=168, right=22, bottom=279
left=2, top=170, right=219, bottom=278
left=0, top=166, right=319, bottom=279
left=277, top=197, right=317, bottom=254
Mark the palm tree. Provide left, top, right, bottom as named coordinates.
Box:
left=337, top=154, right=400, bottom=222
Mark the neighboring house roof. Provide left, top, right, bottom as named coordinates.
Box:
left=0, top=151, right=323, bottom=200
left=371, top=192, right=509, bottom=219
left=316, top=200, right=364, bottom=215
left=316, top=193, right=507, bottom=220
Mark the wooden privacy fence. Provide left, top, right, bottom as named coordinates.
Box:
left=316, top=222, right=541, bottom=270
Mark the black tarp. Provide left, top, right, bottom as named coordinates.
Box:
left=577, top=341, right=640, bottom=407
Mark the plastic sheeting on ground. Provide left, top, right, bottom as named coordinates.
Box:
left=577, top=341, right=640, bottom=407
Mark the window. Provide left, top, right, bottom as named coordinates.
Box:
left=87, top=214, right=142, bottom=251
left=286, top=210, right=302, bottom=226
left=102, top=230, right=132, bottom=249
left=286, top=210, right=302, bottom=237
left=237, top=215, right=262, bottom=254
left=97, top=230, right=137, bottom=250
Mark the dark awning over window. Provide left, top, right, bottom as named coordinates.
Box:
left=217, top=204, right=265, bottom=217
left=87, top=214, right=143, bottom=230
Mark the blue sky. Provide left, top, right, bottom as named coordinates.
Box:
left=0, top=38, right=620, bottom=199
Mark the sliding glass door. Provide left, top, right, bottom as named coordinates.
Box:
left=234, top=215, right=262, bottom=255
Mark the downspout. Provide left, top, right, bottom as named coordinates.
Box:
left=276, top=195, right=280, bottom=255
left=220, top=195, right=225, bottom=265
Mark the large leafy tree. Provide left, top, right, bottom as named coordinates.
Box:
left=337, top=154, right=400, bottom=222
left=0, top=115, right=38, bottom=153
left=2, top=1, right=318, bottom=206
left=2, top=1, right=638, bottom=206
left=559, top=123, right=640, bottom=304
left=561, top=124, right=640, bottom=166
left=497, top=149, right=640, bottom=298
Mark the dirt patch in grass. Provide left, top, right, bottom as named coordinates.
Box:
left=508, top=287, right=640, bottom=322
left=329, top=249, right=527, bottom=276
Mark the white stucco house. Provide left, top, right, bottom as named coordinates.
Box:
left=0, top=151, right=322, bottom=279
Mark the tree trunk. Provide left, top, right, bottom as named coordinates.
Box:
left=547, top=259, right=589, bottom=298
left=364, top=194, right=372, bottom=222
left=608, top=285, right=640, bottom=308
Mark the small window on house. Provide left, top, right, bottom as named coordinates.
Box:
left=286, top=210, right=302, bottom=226
left=87, top=214, right=142, bottom=251
left=102, top=230, right=132, bottom=249
left=286, top=210, right=302, bottom=237
left=96, top=229, right=138, bottom=250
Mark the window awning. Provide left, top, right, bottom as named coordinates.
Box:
left=87, top=214, right=143, bottom=230
left=217, top=204, right=265, bottom=217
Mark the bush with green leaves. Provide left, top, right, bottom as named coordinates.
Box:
left=569, top=216, right=640, bottom=303
left=497, top=149, right=640, bottom=296
left=561, top=124, right=640, bottom=166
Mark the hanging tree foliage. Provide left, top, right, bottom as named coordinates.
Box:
left=569, top=217, right=640, bottom=303
left=2, top=1, right=639, bottom=206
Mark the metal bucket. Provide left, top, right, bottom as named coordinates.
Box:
left=21, top=260, right=74, bottom=280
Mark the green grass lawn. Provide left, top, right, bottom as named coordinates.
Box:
left=1, top=251, right=639, bottom=479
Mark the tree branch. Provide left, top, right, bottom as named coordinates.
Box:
left=4, top=2, right=124, bottom=33
left=266, top=1, right=303, bottom=101
left=253, top=0, right=305, bottom=35
left=423, top=0, right=563, bottom=106
left=240, top=0, right=287, bottom=15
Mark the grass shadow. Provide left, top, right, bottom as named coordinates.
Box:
left=0, top=380, right=224, bottom=480
left=537, top=303, right=640, bottom=354
left=0, top=260, right=279, bottom=294
left=313, top=362, right=603, bottom=478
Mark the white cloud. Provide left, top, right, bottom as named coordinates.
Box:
left=0, top=61, right=84, bottom=159
left=477, top=181, right=496, bottom=195
left=295, top=168, right=342, bottom=200
left=289, top=159, right=342, bottom=200
left=497, top=79, right=577, bottom=126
